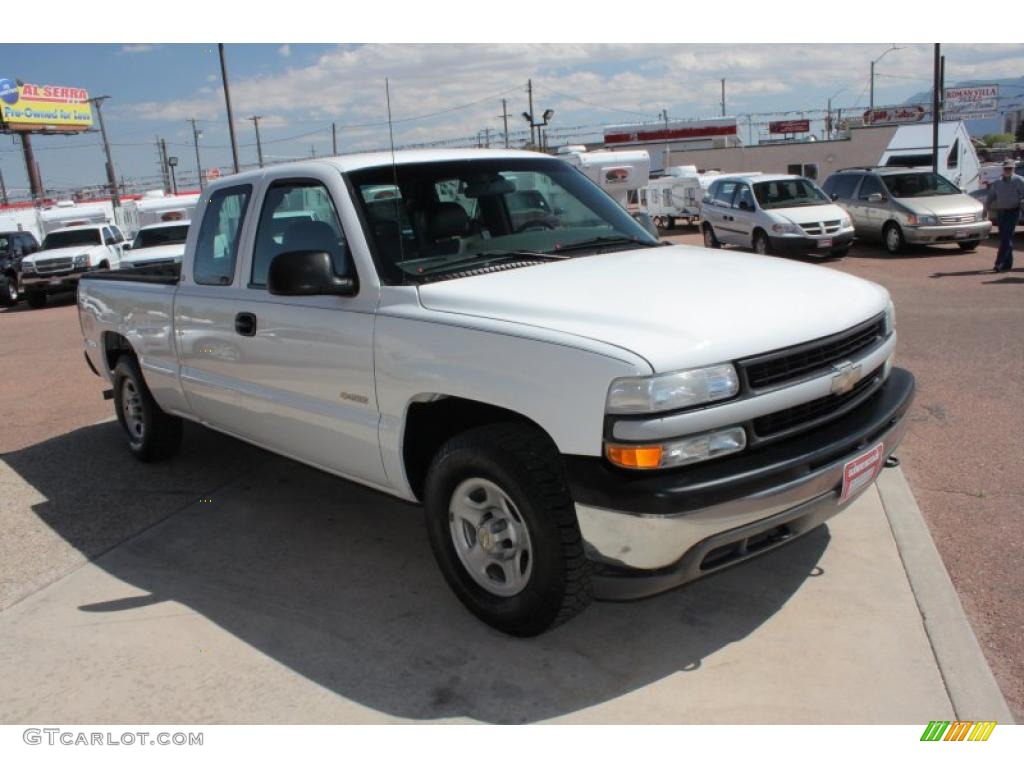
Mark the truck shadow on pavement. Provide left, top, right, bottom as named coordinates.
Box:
left=5, top=421, right=829, bottom=724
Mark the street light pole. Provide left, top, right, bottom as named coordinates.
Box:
left=248, top=115, right=264, bottom=168
left=89, top=95, right=120, bottom=208
left=218, top=44, right=240, bottom=174
left=869, top=44, right=903, bottom=112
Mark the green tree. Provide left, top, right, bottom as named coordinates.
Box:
left=1016, top=121, right=1024, bottom=143
left=982, top=132, right=1015, bottom=147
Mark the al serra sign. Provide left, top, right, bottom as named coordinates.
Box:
left=0, top=79, right=93, bottom=132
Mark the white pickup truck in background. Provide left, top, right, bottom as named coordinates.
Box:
left=22, top=223, right=126, bottom=309
left=78, top=149, right=915, bottom=636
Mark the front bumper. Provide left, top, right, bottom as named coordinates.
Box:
left=566, top=367, right=915, bottom=599
left=21, top=268, right=92, bottom=292
left=903, top=220, right=990, bottom=244
left=768, top=230, right=855, bottom=255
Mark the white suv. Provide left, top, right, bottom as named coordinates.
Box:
left=702, top=174, right=855, bottom=258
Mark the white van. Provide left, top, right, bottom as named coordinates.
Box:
left=702, top=174, right=855, bottom=258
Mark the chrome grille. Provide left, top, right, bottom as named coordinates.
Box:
left=738, top=316, right=886, bottom=390
left=752, top=366, right=883, bottom=439
left=938, top=214, right=975, bottom=225
left=800, top=220, right=843, bottom=236
left=35, top=258, right=74, bottom=274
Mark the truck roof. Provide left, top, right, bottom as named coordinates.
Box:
left=206, top=148, right=560, bottom=189
left=46, top=223, right=106, bottom=233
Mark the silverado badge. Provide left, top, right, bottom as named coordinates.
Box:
left=830, top=361, right=862, bottom=396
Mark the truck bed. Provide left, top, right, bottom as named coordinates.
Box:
left=80, top=263, right=181, bottom=285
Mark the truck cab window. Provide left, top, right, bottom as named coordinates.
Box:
left=250, top=181, right=349, bottom=288
left=194, top=185, right=252, bottom=286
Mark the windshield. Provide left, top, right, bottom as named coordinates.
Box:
left=42, top=229, right=101, bottom=249
left=0, top=236, right=10, bottom=253
left=348, top=157, right=659, bottom=284
left=753, top=178, right=829, bottom=209
left=133, top=225, right=189, bottom=249
left=881, top=172, right=960, bottom=198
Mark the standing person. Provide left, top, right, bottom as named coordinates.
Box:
left=986, top=159, right=1024, bottom=272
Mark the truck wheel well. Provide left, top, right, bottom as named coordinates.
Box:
left=101, top=331, right=135, bottom=372
left=402, top=397, right=544, bottom=501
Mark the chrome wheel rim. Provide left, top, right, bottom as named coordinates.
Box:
left=755, top=236, right=767, bottom=254
left=703, top=228, right=714, bottom=247
left=6, top=282, right=15, bottom=300
left=886, top=227, right=900, bottom=252
left=121, top=380, right=145, bottom=442
left=448, top=477, right=533, bottom=597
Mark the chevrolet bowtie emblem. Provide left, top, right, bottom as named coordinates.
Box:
left=831, top=361, right=862, bottom=395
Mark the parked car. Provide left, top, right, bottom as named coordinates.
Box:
left=0, top=230, right=41, bottom=306
left=821, top=168, right=991, bottom=254
left=701, top=174, right=855, bottom=257
left=121, top=221, right=190, bottom=269
left=20, top=223, right=126, bottom=309
left=78, top=149, right=914, bottom=636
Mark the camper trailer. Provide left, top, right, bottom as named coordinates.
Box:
left=559, top=148, right=651, bottom=206
left=117, top=191, right=200, bottom=238
left=39, top=201, right=113, bottom=236
left=878, top=122, right=981, bottom=192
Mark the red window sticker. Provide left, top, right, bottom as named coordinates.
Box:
left=840, top=443, right=885, bottom=504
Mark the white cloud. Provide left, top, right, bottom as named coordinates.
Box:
left=120, top=44, right=159, bottom=54
left=279, top=44, right=291, bottom=57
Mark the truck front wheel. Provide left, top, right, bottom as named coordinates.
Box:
left=26, top=290, right=46, bottom=309
left=113, top=356, right=183, bottom=462
left=423, top=422, right=592, bottom=636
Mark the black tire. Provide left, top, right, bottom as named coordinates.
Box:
left=113, top=355, right=183, bottom=462
left=753, top=229, right=772, bottom=256
left=958, top=240, right=980, bottom=252
left=0, top=275, right=17, bottom=307
left=831, top=246, right=851, bottom=258
left=666, top=216, right=675, bottom=230
left=26, top=290, right=46, bottom=309
left=883, top=222, right=905, bottom=255
left=423, top=422, right=592, bottom=636
left=702, top=223, right=721, bottom=249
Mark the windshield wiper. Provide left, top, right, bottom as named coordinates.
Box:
left=417, top=250, right=567, bottom=276
left=553, top=235, right=658, bottom=253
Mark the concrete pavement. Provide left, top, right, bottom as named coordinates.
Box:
left=0, top=421, right=1008, bottom=723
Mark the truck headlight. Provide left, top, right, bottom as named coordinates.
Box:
left=884, top=300, right=895, bottom=336
left=607, top=363, right=739, bottom=414
left=21, top=261, right=36, bottom=273
left=606, top=426, right=747, bottom=470
left=840, top=216, right=852, bottom=228
left=771, top=222, right=801, bottom=235
left=74, top=254, right=89, bottom=268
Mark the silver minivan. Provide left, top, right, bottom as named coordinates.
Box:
left=821, top=168, right=991, bottom=254
left=701, top=174, right=855, bottom=258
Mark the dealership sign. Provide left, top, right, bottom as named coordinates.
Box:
left=863, top=105, right=926, bottom=125
left=768, top=119, right=810, bottom=134
left=0, top=79, right=93, bottom=131
left=943, top=85, right=998, bottom=121
left=604, top=117, right=738, bottom=145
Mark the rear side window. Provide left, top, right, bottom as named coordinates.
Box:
left=713, top=181, right=739, bottom=206
left=858, top=176, right=885, bottom=200
left=194, top=185, right=252, bottom=286
left=825, top=174, right=861, bottom=200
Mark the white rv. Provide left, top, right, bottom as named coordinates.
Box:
left=559, top=149, right=651, bottom=206
left=117, top=191, right=200, bottom=239
left=878, top=122, right=981, bottom=192
left=638, top=166, right=713, bottom=229
left=39, top=201, right=113, bottom=236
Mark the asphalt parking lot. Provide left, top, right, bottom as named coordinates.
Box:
left=0, top=230, right=1020, bottom=723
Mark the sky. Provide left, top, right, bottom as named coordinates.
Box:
left=1, top=42, right=1023, bottom=198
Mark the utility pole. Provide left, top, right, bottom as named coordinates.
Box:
left=167, top=156, right=179, bottom=195
left=527, top=79, right=536, bottom=148
left=501, top=99, right=510, bottom=148
left=0, top=166, right=7, bottom=205
left=218, top=43, right=240, bottom=174
left=310, top=144, right=316, bottom=158
left=156, top=136, right=168, bottom=191
left=939, top=54, right=946, bottom=119
left=248, top=115, right=264, bottom=168
left=721, top=79, right=726, bottom=117
left=870, top=44, right=903, bottom=113
left=159, top=138, right=171, bottom=192
left=332, top=122, right=338, bottom=156
left=482, top=127, right=491, bottom=148
left=932, top=43, right=941, bottom=174
left=189, top=119, right=204, bottom=192
left=89, top=95, right=120, bottom=208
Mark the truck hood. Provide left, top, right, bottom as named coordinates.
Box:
left=895, top=194, right=983, bottom=217
left=122, top=243, right=184, bottom=264
left=25, top=245, right=103, bottom=263
left=417, top=244, right=889, bottom=372
left=768, top=203, right=849, bottom=225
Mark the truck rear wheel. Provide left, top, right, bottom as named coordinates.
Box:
left=26, top=290, right=46, bottom=309
left=423, top=422, right=592, bottom=636
left=113, top=356, right=183, bottom=462
left=0, top=275, right=17, bottom=307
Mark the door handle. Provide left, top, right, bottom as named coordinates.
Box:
left=235, top=312, right=257, bottom=337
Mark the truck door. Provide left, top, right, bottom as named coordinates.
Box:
left=223, top=174, right=386, bottom=486
left=730, top=183, right=758, bottom=247
left=706, top=180, right=742, bottom=245
left=101, top=226, right=121, bottom=268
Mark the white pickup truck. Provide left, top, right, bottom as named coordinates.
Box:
left=22, top=223, right=126, bottom=309
left=78, top=149, right=915, bottom=636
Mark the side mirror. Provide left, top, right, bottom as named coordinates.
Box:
left=867, top=192, right=885, bottom=203
left=122, top=243, right=132, bottom=251
left=268, top=250, right=356, bottom=297
left=631, top=211, right=660, bottom=239
left=738, top=200, right=751, bottom=211
left=830, top=192, right=839, bottom=201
